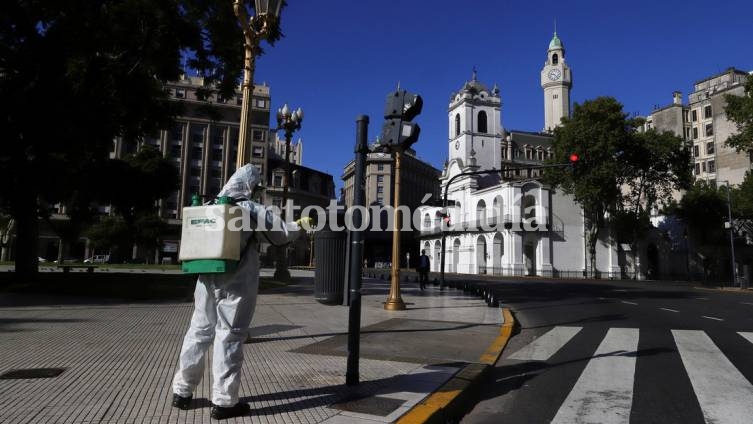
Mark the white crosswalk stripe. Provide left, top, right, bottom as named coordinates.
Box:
left=508, top=326, right=582, bottom=361
left=673, top=330, right=753, bottom=424
left=550, top=328, right=639, bottom=424
left=739, top=332, right=753, bottom=345
left=505, top=326, right=753, bottom=423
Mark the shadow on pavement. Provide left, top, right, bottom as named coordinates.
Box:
left=226, top=367, right=460, bottom=416
left=477, top=346, right=674, bottom=405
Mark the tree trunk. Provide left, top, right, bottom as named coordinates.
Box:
left=13, top=193, right=39, bottom=277
left=0, top=219, right=14, bottom=262
left=585, top=214, right=599, bottom=279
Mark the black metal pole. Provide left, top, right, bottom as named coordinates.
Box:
left=346, top=115, right=368, bottom=386
left=439, top=182, right=449, bottom=290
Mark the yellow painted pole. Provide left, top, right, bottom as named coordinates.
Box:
left=385, top=148, right=406, bottom=310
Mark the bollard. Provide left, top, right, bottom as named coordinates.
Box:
left=488, top=291, right=499, bottom=307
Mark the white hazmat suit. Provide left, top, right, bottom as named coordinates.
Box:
left=172, top=165, right=300, bottom=408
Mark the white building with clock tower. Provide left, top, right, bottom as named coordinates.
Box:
left=418, top=31, right=623, bottom=279
left=541, top=32, right=572, bottom=132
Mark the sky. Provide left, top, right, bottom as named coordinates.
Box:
left=251, top=0, right=753, bottom=192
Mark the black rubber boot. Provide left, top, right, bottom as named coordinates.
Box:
left=172, top=393, right=192, bottom=410
left=210, top=402, right=251, bottom=420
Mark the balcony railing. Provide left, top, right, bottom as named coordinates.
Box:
left=419, top=209, right=560, bottom=235
left=476, top=267, right=623, bottom=279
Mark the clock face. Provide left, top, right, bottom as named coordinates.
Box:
left=455, top=140, right=460, bottom=150
left=548, top=68, right=562, bottom=81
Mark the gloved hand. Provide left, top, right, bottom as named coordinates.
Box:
left=295, top=217, right=314, bottom=229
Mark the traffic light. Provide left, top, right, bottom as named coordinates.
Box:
left=568, top=153, right=580, bottom=172
left=436, top=209, right=451, bottom=226
left=380, top=89, right=423, bottom=149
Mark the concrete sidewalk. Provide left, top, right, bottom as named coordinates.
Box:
left=0, top=277, right=503, bottom=423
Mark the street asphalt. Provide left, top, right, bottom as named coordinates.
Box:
left=461, top=279, right=753, bottom=424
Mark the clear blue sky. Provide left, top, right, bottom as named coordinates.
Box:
left=253, top=0, right=753, bottom=193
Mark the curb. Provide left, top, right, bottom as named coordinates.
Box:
left=396, top=308, right=516, bottom=424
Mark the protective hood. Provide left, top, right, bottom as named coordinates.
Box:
left=217, top=164, right=262, bottom=200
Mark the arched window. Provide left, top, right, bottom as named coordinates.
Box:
left=477, top=111, right=488, bottom=134
left=476, top=200, right=486, bottom=224
left=455, top=114, right=461, bottom=137
left=423, top=213, right=431, bottom=229
left=522, top=194, right=536, bottom=220
left=552, top=54, right=559, bottom=65
left=493, top=195, right=504, bottom=220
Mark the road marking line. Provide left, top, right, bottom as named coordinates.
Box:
left=701, top=316, right=724, bottom=322
left=738, top=332, right=753, bottom=345
left=660, top=308, right=680, bottom=313
left=621, top=301, right=638, bottom=305
left=741, top=302, right=753, bottom=306
left=508, top=326, right=582, bottom=361
left=551, top=328, right=639, bottom=424
left=673, top=330, right=753, bottom=424
left=696, top=297, right=709, bottom=301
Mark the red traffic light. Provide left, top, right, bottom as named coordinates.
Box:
left=569, top=153, right=580, bottom=163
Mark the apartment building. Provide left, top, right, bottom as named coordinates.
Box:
left=646, top=68, right=752, bottom=186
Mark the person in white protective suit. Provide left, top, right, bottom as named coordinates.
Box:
left=171, top=165, right=305, bottom=420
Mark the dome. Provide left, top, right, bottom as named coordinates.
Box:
left=459, top=69, right=489, bottom=94
left=549, top=32, right=564, bottom=50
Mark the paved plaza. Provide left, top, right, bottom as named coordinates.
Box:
left=0, top=276, right=502, bottom=423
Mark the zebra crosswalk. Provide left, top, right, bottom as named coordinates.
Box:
left=503, top=326, right=753, bottom=424
left=673, top=330, right=753, bottom=423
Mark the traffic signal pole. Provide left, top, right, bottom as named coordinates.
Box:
left=385, top=146, right=407, bottom=311
left=379, top=88, right=422, bottom=311
left=346, top=115, right=369, bottom=386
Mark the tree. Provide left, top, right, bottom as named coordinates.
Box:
left=724, top=74, right=753, bottom=153
left=545, top=97, right=632, bottom=273
left=0, top=1, right=284, bottom=275
left=621, top=129, right=692, bottom=215
left=668, top=181, right=728, bottom=279
left=87, top=147, right=179, bottom=262
left=731, top=171, right=753, bottom=218
left=545, top=97, right=692, bottom=274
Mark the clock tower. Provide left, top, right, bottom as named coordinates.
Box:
left=541, top=32, right=572, bottom=132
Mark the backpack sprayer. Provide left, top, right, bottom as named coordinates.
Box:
left=178, top=194, right=244, bottom=274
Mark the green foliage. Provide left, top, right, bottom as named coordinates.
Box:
left=545, top=97, right=633, bottom=269
left=621, top=129, right=693, bottom=213
left=105, top=146, right=180, bottom=222
left=1, top=1, right=285, bottom=273
left=87, top=216, right=132, bottom=256
left=546, top=97, right=628, bottom=219
left=671, top=181, right=727, bottom=246
left=611, top=209, right=652, bottom=244
left=86, top=147, right=179, bottom=259
left=545, top=97, right=693, bottom=270
left=724, top=74, right=753, bottom=152
left=731, top=171, right=753, bottom=218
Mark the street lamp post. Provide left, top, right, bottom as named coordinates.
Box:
left=384, top=146, right=407, bottom=311
left=273, top=104, right=303, bottom=281
left=721, top=180, right=738, bottom=287
left=233, top=0, right=283, bottom=170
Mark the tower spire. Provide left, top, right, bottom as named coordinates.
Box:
left=472, top=66, right=478, bottom=81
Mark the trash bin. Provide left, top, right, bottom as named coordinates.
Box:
left=314, top=226, right=347, bottom=305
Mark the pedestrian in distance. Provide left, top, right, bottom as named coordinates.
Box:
left=418, top=249, right=430, bottom=290
left=171, top=165, right=309, bottom=420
